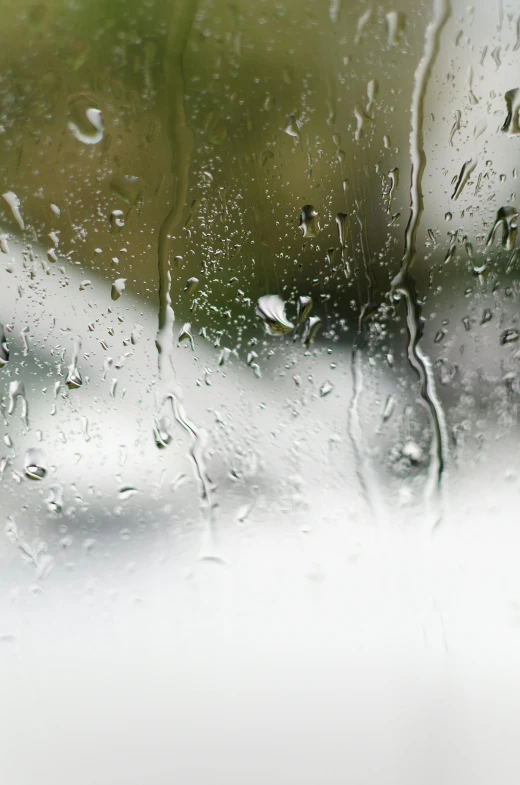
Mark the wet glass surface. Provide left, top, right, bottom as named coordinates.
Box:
left=1, top=1, right=520, bottom=783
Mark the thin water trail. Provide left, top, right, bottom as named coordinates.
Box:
left=156, top=0, right=214, bottom=535
left=348, top=332, right=387, bottom=526
left=391, top=0, right=450, bottom=525
left=346, top=207, right=386, bottom=525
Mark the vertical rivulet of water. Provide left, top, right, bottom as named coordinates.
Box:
left=347, top=210, right=386, bottom=525
left=391, top=0, right=450, bottom=524
left=156, top=0, right=214, bottom=534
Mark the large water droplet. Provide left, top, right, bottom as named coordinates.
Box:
left=386, top=168, right=399, bottom=213
left=110, top=174, right=142, bottom=206
left=303, top=315, right=322, bottom=348
left=111, top=278, right=126, bottom=300
left=8, top=381, right=28, bottom=426
left=299, top=205, right=319, bottom=238
left=451, top=158, right=477, bottom=200
left=385, top=10, right=406, bottom=49
left=178, top=322, right=194, bottom=349
left=184, top=277, right=199, bottom=295
left=110, top=210, right=125, bottom=231
left=335, top=212, right=351, bottom=278
left=320, top=380, right=334, bottom=397
left=354, top=105, right=371, bottom=141
left=487, top=206, right=518, bottom=251
left=502, top=88, right=520, bottom=136
left=153, top=416, right=172, bottom=448
left=355, top=8, right=372, bottom=45
left=297, top=296, right=313, bottom=325
left=256, top=295, right=294, bottom=335
left=68, top=95, right=104, bottom=145
left=0, top=324, right=9, bottom=367
left=66, top=338, right=82, bottom=389
left=449, top=109, right=461, bottom=146
left=2, top=191, right=24, bottom=231
left=284, top=114, right=300, bottom=141
left=24, top=448, right=47, bottom=480
left=46, top=484, right=63, bottom=513
left=366, top=79, right=378, bottom=111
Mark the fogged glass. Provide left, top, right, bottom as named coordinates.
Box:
left=1, top=1, right=520, bottom=783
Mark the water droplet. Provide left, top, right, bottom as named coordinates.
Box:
left=385, top=10, right=406, bottom=49
left=366, top=79, right=378, bottom=111
left=382, top=395, right=396, bottom=422
left=386, top=168, right=399, bottom=213
left=355, top=8, right=372, bottom=45
left=320, top=380, right=334, bottom=397
left=178, top=322, right=194, bottom=349
left=474, top=118, right=487, bottom=141
left=36, top=553, right=55, bottom=581
left=506, top=247, right=520, bottom=273
left=0, top=324, right=9, bottom=367
left=481, top=308, right=493, bottom=324
left=444, top=243, right=456, bottom=264
left=119, top=486, right=141, bottom=501
left=184, top=277, right=199, bottom=294
left=68, top=95, right=104, bottom=144
left=501, top=328, right=519, bottom=345
left=8, top=381, right=28, bottom=426
left=449, top=109, right=461, bottom=146
left=153, top=416, right=172, bottom=448
left=502, top=88, right=520, bottom=136
left=20, top=326, right=29, bottom=356
left=66, top=338, right=82, bottom=389
left=487, top=206, right=518, bottom=251
left=335, top=212, right=350, bottom=278
left=354, top=105, right=371, bottom=141
left=24, top=448, right=47, bottom=480
left=401, top=440, right=423, bottom=464
left=284, top=114, right=300, bottom=141
left=451, top=158, right=477, bottom=200
left=466, top=66, right=479, bottom=105
left=302, top=315, right=322, bottom=348
left=111, top=278, right=126, bottom=300
left=218, top=347, right=231, bottom=366
left=297, top=295, right=313, bottom=325
left=2, top=191, right=24, bottom=231
left=462, top=316, right=471, bottom=331
left=131, top=323, right=143, bottom=345
left=299, top=205, right=319, bottom=238
left=110, top=210, right=125, bottom=231
left=435, top=358, right=457, bottom=386
left=472, top=261, right=488, bottom=278
left=445, top=211, right=452, bottom=221
left=256, top=295, right=294, bottom=335
left=236, top=503, right=253, bottom=523
left=81, top=416, right=90, bottom=441
left=110, top=174, right=142, bottom=206
left=46, top=484, right=63, bottom=513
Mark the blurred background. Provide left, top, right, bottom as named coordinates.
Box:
left=1, top=0, right=520, bottom=782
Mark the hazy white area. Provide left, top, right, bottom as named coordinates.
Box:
left=1, top=241, right=520, bottom=785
